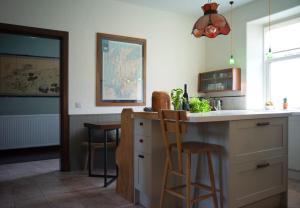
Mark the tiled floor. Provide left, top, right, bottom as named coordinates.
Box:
left=0, top=159, right=299, bottom=208
left=0, top=159, right=141, bottom=208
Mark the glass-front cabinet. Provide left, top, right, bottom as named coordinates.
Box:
left=198, top=68, right=241, bottom=92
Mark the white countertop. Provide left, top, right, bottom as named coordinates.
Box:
left=187, top=110, right=297, bottom=122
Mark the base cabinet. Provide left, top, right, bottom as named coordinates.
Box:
left=133, top=117, right=288, bottom=208
left=232, top=156, right=287, bottom=207
left=134, top=119, right=167, bottom=208
left=288, top=115, right=300, bottom=180
left=241, top=193, right=287, bottom=208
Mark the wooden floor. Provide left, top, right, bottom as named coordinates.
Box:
left=0, top=159, right=299, bottom=208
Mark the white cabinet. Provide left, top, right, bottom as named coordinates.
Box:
left=232, top=156, right=287, bottom=207
left=133, top=116, right=288, bottom=208
left=133, top=119, right=166, bottom=208
left=288, top=115, right=300, bottom=171
left=230, top=118, right=287, bottom=163
left=135, top=153, right=150, bottom=194
left=230, top=117, right=288, bottom=207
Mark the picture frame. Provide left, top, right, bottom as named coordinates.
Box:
left=0, top=54, right=60, bottom=97
left=96, top=33, right=146, bottom=106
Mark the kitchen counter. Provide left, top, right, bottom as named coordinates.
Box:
left=188, top=110, right=291, bottom=122
left=129, top=110, right=289, bottom=208
left=134, top=109, right=295, bottom=122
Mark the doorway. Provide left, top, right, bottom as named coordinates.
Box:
left=0, top=23, right=69, bottom=171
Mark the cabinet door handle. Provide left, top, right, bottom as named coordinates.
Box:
left=256, top=162, right=270, bottom=169
left=256, top=122, right=270, bottom=126
left=138, top=154, right=144, bottom=159
left=139, top=139, right=143, bottom=143
left=139, top=122, right=143, bottom=126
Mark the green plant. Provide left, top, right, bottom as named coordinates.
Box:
left=189, top=97, right=211, bottom=113
left=171, top=88, right=183, bottom=110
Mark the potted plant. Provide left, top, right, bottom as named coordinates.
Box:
left=189, top=97, right=211, bottom=113
left=171, top=88, right=183, bottom=110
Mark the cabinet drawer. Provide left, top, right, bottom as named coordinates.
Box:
left=134, top=153, right=150, bottom=194
left=134, top=119, right=152, bottom=137
left=230, top=118, right=287, bottom=162
left=241, top=193, right=286, bottom=208
left=232, top=156, right=287, bottom=207
left=135, top=135, right=151, bottom=154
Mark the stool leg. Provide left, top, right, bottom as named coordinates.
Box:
left=160, top=158, right=169, bottom=208
left=207, top=152, right=218, bottom=208
left=91, top=147, right=95, bottom=171
left=84, top=147, right=89, bottom=170
left=186, top=152, right=191, bottom=208
left=219, top=151, right=224, bottom=208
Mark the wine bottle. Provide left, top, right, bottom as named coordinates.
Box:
left=182, top=84, right=190, bottom=111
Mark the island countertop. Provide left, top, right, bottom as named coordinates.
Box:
left=134, top=109, right=298, bottom=122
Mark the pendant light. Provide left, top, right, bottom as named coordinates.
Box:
left=229, top=1, right=235, bottom=65
left=192, top=0, right=231, bottom=38
left=266, top=0, right=273, bottom=59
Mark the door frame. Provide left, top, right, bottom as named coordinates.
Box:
left=0, top=23, right=70, bottom=171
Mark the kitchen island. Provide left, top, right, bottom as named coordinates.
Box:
left=116, top=110, right=290, bottom=208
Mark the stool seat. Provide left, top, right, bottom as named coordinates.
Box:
left=170, top=141, right=222, bottom=154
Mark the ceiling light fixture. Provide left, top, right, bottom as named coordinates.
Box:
left=266, top=0, right=273, bottom=59
left=192, top=0, right=231, bottom=38
left=229, top=1, right=235, bottom=65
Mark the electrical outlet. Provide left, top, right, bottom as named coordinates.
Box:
left=75, top=102, right=82, bottom=108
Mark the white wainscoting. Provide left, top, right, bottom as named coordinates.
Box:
left=0, top=114, right=59, bottom=150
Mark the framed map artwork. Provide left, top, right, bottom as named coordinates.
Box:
left=0, top=54, right=59, bottom=96
left=96, top=33, right=146, bottom=106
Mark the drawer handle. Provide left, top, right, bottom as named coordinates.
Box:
left=139, top=122, right=143, bottom=126
left=138, top=154, right=144, bottom=159
left=256, top=162, right=270, bottom=169
left=256, top=122, right=270, bottom=126
left=139, top=139, right=143, bottom=143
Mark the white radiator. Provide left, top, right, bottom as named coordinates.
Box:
left=0, top=114, right=60, bottom=150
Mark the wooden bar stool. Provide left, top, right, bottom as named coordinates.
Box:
left=159, top=110, right=223, bottom=208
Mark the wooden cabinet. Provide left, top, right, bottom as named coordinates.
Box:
left=198, top=68, right=241, bottom=92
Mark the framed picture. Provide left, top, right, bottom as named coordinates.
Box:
left=0, top=54, right=59, bottom=97
left=96, top=33, right=146, bottom=106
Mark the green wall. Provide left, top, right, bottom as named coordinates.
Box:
left=0, top=33, right=60, bottom=115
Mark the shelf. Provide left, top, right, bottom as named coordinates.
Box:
left=201, top=77, right=233, bottom=81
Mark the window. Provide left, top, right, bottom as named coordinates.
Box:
left=265, top=18, right=300, bottom=109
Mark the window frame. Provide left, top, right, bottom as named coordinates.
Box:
left=264, top=18, right=300, bottom=107
left=265, top=54, right=300, bottom=104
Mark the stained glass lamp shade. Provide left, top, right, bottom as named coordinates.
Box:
left=192, top=2, right=231, bottom=38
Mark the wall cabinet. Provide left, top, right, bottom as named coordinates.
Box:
left=198, top=68, right=241, bottom=93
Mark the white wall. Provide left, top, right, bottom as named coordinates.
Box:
left=205, top=0, right=300, bottom=109
left=0, top=0, right=205, bottom=115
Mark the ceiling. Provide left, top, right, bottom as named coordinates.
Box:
left=116, top=0, right=257, bottom=16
